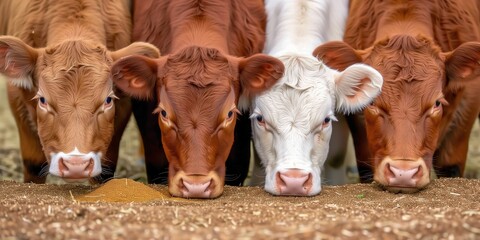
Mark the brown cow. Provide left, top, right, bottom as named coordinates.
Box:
left=315, top=0, right=480, bottom=192
left=0, top=0, right=159, bottom=183
left=112, top=0, right=284, bottom=198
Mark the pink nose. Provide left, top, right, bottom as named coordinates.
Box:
left=59, top=157, right=94, bottom=179
left=385, top=163, right=423, bottom=187
left=181, top=177, right=213, bottom=198
left=275, top=169, right=312, bottom=196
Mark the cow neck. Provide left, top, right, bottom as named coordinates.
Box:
left=375, top=7, right=434, bottom=41
left=264, top=0, right=328, bottom=56
left=170, top=20, right=229, bottom=54
left=45, top=3, right=106, bottom=46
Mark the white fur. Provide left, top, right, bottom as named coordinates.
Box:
left=49, top=147, right=102, bottom=179
left=264, top=0, right=349, bottom=55
left=325, top=0, right=350, bottom=41
left=334, top=64, right=383, bottom=114
left=251, top=0, right=382, bottom=195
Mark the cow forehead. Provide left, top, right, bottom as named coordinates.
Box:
left=164, top=82, right=232, bottom=109
left=43, top=40, right=112, bottom=68
left=162, top=54, right=235, bottom=109
left=163, top=63, right=234, bottom=89
left=159, top=47, right=238, bottom=127
left=162, top=82, right=233, bottom=132
left=37, top=41, right=112, bottom=110
left=368, top=36, right=444, bottom=109
left=369, top=35, right=444, bottom=83
left=254, top=56, right=334, bottom=133
left=163, top=46, right=236, bottom=87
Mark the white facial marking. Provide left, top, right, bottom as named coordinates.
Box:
left=49, top=146, right=102, bottom=179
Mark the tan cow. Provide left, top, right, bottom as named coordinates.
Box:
left=316, top=0, right=480, bottom=192
left=0, top=0, right=159, bottom=183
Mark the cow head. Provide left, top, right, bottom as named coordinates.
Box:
left=111, top=46, right=284, bottom=198
left=315, top=36, right=480, bottom=192
left=0, top=36, right=159, bottom=182
left=251, top=54, right=382, bottom=196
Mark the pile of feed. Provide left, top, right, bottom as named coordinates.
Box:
left=75, top=178, right=169, bottom=202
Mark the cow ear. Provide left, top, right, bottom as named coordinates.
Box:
left=238, top=54, right=284, bottom=95
left=313, top=41, right=365, bottom=71
left=334, top=64, right=383, bottom=114
left=110, top=42, right=160, bottom=60
left=111, top=55, right=164, bottom=99
left=444, top=42, right=480, bottom=89
left=0, top=36, right=38, bottom=90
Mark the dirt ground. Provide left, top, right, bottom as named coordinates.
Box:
left=0, top=178, right=479, bottom=239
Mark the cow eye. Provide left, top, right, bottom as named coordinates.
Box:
left=251, top=113, right=266, bottom=128
left=161, top=109, right=167, bottom=118
left=256, top=115, right=264, bottom=123
left=39, top=97, right=47, bottom=105
left=155, top=107, right=169, bottom=121
left=103, top=96, right=114, bottom=110
left=253, top=114, right=266, bottom=127
left=105, top=96, right=112, bottom=104
left=321, top=116, right=337, bottom=129
left=324, top=117, right=331, bottom=124
left=226, top=108, right=239, bottom=122
left=431, top=99, right=448, bottom=113
left=38, top=96, right=48, bottom=110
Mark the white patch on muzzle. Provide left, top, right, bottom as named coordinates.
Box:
left=49, top=147, right=102, bottom=179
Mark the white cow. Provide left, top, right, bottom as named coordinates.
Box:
left=248, top=0, right=383, bottom=196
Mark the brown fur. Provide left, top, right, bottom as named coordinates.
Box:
left=0, top=0, right=159, bottom=183
left=316, top=0, right=480, bottom=186
left=118, top=0, right=283, bottom=198
left=132, top=0, right=265, bottom=56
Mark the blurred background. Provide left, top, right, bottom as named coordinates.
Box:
left=1, top=76, right=479, bottom=184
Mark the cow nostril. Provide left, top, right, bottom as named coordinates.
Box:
left=303, top=173, right=313, bottom=190
left=412, top=166, right=423, bottom=180
left=59, top=158, right=69, bottom=174
left=89, top=159, right=94, bottom=168
left=179, top=178, right=187, bottom=191
left=276, top=172, right=287, bottom=189
left=86, top=159, right=94, bottom=173
left=385, top=163, right=395, bottom=179
left=205, top=180, right=215, bottom=192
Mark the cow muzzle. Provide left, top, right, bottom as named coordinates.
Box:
left=49, top=148, right=102, bottom=180
left=169, top=171, right=223, bottom=198
left=274, top=169, right=313, bottom=196
left=375, top=157, right=430, bottom=193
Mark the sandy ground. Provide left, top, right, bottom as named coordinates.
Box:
left=0, top=178, right=479, bottom=239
